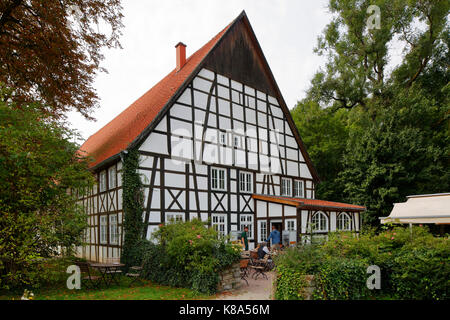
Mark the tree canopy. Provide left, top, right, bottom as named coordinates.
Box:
left=292, top=0, right=449, bottom=226
left=0, top=0, right=123, bottom=119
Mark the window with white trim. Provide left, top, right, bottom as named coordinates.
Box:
left=100, top=215, right=107, bottom=244
left=108, top=166, right=117, bottom=189
left=311, top=211, right=328, bottom=233
left=99, top=171, right=107, bottom=193
left=293, top=180, right=303, bottom=198
left=240, top=214, right=253, bottom=239
left=212, top=214, right=227, bottom=238
left=219, top=132, right=227, bottom=145
left=281, top=178, right=292, bottom=196
left=337, top=212, right=352, bottom=231
left=239, top=172, right=252, bottom=193
left=286, top=219, right=296, bottom=231
left=258, top=220, right=267, bottom=243
left=109, top=215, right=119, bottom=244
left=166, top=213, right=184, bottom=224
left=234, top=135, right=241, bottom=148
left=211, top=167, right=226, bottom=191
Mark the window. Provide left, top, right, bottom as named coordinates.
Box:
left=234, top=135, right=241, bottom=148
left=281, top=178, right=292, bottom=196
left=109, top=215, right=119, bottom=244
left=258, top=220, right=267, bottom=243
left=211, top=167, right=226, bottom=191
left=212, top=214, right=227, bottom=238
left=219, top=132, right=227, bottom=145
left=166, top=213, right=184, bottom=223
left=311, top=211, right=328, bottom=233
left=100, top=216, right=107, bottom=244
left=239, top=172, right=252, bottom=193
left=240, top=214, right=253, bottom=239
left=286, top=219, right=296, bottom=231
left=293, top=180, right=303, bottom=198
left=108, top=166, right=116, bottom=189
left=99, top=171, right=107, bottom=193
left=337, top=212, right=352, bottom=231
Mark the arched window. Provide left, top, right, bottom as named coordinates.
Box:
left=337, top=212, right=352, bottom=231
left=311, top=211, right=328, bottom=232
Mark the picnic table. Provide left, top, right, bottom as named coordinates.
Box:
left=90, top=262, right=124, bottom=286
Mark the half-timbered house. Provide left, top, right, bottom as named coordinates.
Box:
left=76, top=11, right=365, bottom=262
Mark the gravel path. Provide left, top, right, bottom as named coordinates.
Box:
left=214, top=271, right=275, bottom=300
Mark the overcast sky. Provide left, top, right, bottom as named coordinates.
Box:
left=67, top=0, right=333, bottom=142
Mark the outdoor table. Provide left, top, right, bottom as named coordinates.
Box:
left=90, top=262, right=125, bottom=286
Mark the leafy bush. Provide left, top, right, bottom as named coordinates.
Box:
left=275, top=226, right=449, bottom=300
left=141, top=219, right=240, bottom=294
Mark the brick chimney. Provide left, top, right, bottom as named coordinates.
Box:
left=175, top=42, right=187, bottom=72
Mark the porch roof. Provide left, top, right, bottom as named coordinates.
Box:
left=251, top=194, right=366, bottom=212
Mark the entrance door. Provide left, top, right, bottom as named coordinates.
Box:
left=269, top=220, right=282, bottom=247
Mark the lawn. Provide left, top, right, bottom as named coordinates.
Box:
left=0, top=257, right=213, bottom=300
left=1, top=277, right=213, bottom=300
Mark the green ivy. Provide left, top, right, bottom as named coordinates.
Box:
left=120, top=148, right=145, bottom=270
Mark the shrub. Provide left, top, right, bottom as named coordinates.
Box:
left=274, top=226, right=449, bottom=300
left=141, top=219, right=240, bottom=294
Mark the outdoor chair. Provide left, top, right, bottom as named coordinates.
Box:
left=249, top=255, right=269, bottom=280
left=126, top=264, right=144, bottom=286
left=239, top=259, right=249, bottom=286
left=75, top=261, right=102, bottom=289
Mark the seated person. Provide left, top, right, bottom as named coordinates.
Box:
left=257, top=242, right=269, bottom=259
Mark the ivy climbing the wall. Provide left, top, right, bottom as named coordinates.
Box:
left=120, top=148, right=145, bottom=269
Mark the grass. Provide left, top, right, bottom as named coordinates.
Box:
left=0, top=257, right=213, bottom=300
left=1, top=277, right=213, bottom=300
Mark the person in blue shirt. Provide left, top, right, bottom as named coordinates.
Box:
left=266, top=225, right=281, bottom=250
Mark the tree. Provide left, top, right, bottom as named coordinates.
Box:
left=294, top=0, right=449, bottom=227
left=338, top=86, right=450, bottom=225
left=309, top=0, right=449, bottom=112
left=291, top=100, right=350, bottom=201
left=0, top=87, right=94, bottom=289
left=0, top=0, right=123, bottom=119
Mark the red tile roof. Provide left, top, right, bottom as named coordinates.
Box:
left=252, top=194, right=366, bottom=211
left=79, top=22, right=233, bottom=168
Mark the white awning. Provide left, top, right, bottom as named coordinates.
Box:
left=380, top=193, right=450, bottom=224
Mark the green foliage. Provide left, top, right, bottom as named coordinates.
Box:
left=291, top=100, right=349, bottom=200
left=0, top=89, right=94, bottom=290
left=141, top=219, right=241, bottom=294
left=293, top=0, right=449, bottom=225
left=274, top=227, right=449, bottom=300
left=120, top=148, right=145, bottom=269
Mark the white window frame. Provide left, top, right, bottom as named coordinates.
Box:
left=109, top=215, right=119, bottom=245
left=239, top=171, right=253, bottom=193
left=311, top=211, right=328, bottom=233
left=108, top=166, right=117, bottom=189
left=100, top=215, right=107, bottom=244
left=285, top=219, right=296, bottom=231
left=258, top=220, right=267, bottom=243
left=99, top=171, right=107, bottom=193
left=337, top=212, right=352, bottom=231
left=211, top=167, right=226, bottom=191
left=212, top=214, right=227, bottom=238
left=240, top=214, right=253, bottom=239
left=281, top=177, right=292, bottom=197
left=166, top=213, right=184, bottom=224
left=219, top=131, right=227, bottom=145
left=233, top=135, right=241, bottom=148
left=293, top=180, right=303, bottom=198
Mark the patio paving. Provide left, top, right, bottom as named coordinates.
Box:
left=214, top=271, right=275, bottom=300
